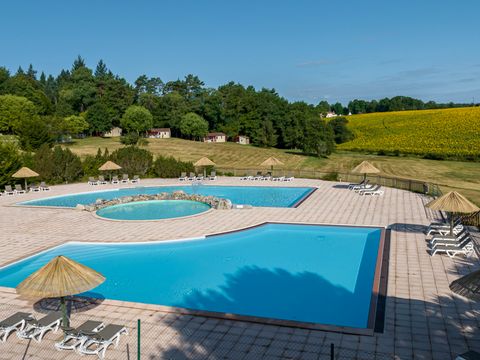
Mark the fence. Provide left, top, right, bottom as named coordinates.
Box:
left=216, top=167, right=442, bottom=197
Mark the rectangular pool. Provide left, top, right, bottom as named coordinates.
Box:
left=0, top=223, right=386, bottom=333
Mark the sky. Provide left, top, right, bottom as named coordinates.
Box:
left=1, top=0, right=480, bottom=105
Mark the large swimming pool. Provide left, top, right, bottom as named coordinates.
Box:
left=19, top=185, right=314, bottom=208
left=0, top=224, right=383, bottom=330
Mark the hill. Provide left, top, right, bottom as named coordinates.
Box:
left=338, top=107, right=480, bottom=160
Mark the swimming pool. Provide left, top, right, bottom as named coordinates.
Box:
left=19, top=185, right=315, bottom=208
left=0, top=223, right=384, bottom=331
left=96, top=200, right=211, bottom=220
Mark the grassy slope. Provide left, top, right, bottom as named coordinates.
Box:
left=339, top=107, right=480, bottom=158
left=65, top=137, right=480, bottom=204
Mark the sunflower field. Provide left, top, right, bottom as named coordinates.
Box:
left=338, top=107, right=480, bottom=160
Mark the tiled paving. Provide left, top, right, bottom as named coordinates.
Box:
left=0, top=178, right=478, bottom=359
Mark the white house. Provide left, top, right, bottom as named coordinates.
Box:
left=203, top=132, right=226, bottom=143
left=147, top=128, right=171, bottom=139
left=235, top=135, right=250, bottom=145
left=325, top=111, right=338, bottom=118
left=103, top=127, right=122, bottom=137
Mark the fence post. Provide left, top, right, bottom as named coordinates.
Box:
left=330, top=343, right=334, bottom=360
left=137, top=319, right=141, bottom=360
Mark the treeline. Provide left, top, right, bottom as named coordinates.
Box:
left=346, top=96, right=472, bottom=115
left=0, top=57, right=350, bottom=157
left=0, top=142, right=194, bottom=187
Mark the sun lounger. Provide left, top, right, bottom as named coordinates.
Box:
left=88, top=177, right=99, bottom=185
left=188, top=172, right=196, bottom=181
left=179, top=172, right=187, bottom=181
left=428, top=229, right=470, bottom=247
left=262, top=172, right=271, bottom=181
left=353, top=183, right=375, bottom=192
left=426, top=218, right=461, bottom=235
left=98, top=176, right=107, bottom=185
left=427, top=223, right=463, bottom=237
left=17, top=312, right=63, bottom=343
left=14, top=184, right=26, bottom=194
left=240, top=175, right=253, bottom=180
left=0, top=312, right=33, bottom=342
left=54, top=320, right=104, bottom=351
left=39, top=181, right=50, bottom=191
left=348, top=179, right=368, bottom=190
left=3, top=185, right=15, bottom=196
left=121, top=174, right=129, bottom=184
left=195, top=174, right=204, bottom=181
left=77, top=324, right=128, bottom=359
left=430, top=238, right=475, bottom=258
left=359, top=185, right=383, bottom=196
left=284, top=173, right=295, bottom=181
left=272, top=176, right=285, bottom=181
left=29, top=183, right=40, bottom=192
left=111, top=175, right=119, bottom=184
left=254, top=172, right=264, bottom=180
left=131, top=175, right=140, bottom=184
left=209, top=171, right=217, bottom=180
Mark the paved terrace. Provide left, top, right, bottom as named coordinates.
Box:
left=0, top=178, right=478, bottom=360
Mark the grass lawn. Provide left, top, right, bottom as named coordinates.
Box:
left=66, top=137, right=480, bottom=204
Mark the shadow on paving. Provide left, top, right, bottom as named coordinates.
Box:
left=388, top=223, right=428, bottom=234
left=145, top=262, right=480, bottom=360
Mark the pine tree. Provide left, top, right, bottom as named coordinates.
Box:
left=94, top=60, right=108, bottom=78
left=72, top=55, right=86, bottom=71
left=16, top=66, right=24, bottom=75
left=39, top=72, right=47, bottom=86
left=26, top=64, right=37, bottom=79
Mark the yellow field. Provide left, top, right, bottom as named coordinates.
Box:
left=339, top=107, right=480, bottom=159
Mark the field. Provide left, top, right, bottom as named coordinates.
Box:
left=338, top=107, right=480, bottom=159
left=65, top=137, right=480, bottom=204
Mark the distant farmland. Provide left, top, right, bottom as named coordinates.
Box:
left=339, top=107, right=480, bottom=160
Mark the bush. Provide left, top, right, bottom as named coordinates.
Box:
left=120, top=132, right=140, bottom=145
left=17, top=116, right=54, bottom=150
left=111, top=146, right=153, bottom=176
left=153, top=155, right=194, bottom=178
left=0, top=142, right=22, bottom=187
left=32, top=145, right=83, bottom=183
left=321, top=172, right=339, bottom=181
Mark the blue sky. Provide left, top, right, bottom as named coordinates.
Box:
left=2, top=0, right=479, bottom=104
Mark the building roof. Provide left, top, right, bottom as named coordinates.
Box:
left=207, top=132, right=226, bottom=137
left=148, top=128, right=171, bottom=132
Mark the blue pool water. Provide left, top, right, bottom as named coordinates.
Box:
left=0, top=224, right=382, bottom=328
left=19, top=185, right=314, bottom=208
left=96, top=200, right=211, bottom=220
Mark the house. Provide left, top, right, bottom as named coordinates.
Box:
left=203, top=132, right=226, bottom=143
left=147, top=128, right=171, bottom=138
left=325, top=111, right=338, bottom=118
left=103, top=127, right=122, bottom=137
left=234, top=135, right=250, bottom=145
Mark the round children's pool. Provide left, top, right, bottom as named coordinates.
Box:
left=96, top=200, right=211, bottom=221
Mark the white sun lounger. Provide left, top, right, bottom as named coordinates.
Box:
left=348, top=179, right=368, bottom=190
left=77, top=324, right=128, bottom=359
left=39, top=181, right=50, bottom=191
left=428, top=229, right=470, bottom=247
left=209, top=171, right=217, bottom=180
left=121, top=174, right=129, bottom=183
left=17, top=312, right=63, bottom=343
left=111, top=175, right=120, bottom=184
left=240, top=175, right=253, bottom=180
left=359, top=185, right=383, bottom=195
left=430, top=238, right=475, bottom=258
left=353, top=183, right=375, bottom=192
left=0, top=312, right=33, bottom=342
left=15, top=184, right=26, bottom=194
left=426, top=218, right=462, bottom=235
left=55, top=320, right=104, bottom=351
left=98, top=176, right=108, bottom=185
left=188, top=172, right=196, bottom=181
left=88, top=177, right=99, bottom=185
left=178, top=172, right=187, bottom=181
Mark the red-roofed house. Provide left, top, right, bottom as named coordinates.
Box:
left=203, top=132, right=226, bottom=143
left=147, top=128, right=171, bottom=138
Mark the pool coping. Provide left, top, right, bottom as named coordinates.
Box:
left=0, top=221, right=388, bottom=336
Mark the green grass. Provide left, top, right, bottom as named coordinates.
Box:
left=65, top=137, right=480, bottom=204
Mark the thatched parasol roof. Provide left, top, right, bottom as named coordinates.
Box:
left=12, top=167, right=39, bottom=178
left=450, top=269, right=480, bottom=301
left=98, top=161, right=122, bottom=171
left=426, top=191, right=480, bottom=213
left=351, top=161, right=380, bottom=174
left=260, top=157, right=284, bottom=167
left=194, top=157, right=216, bottom=167
left=16, top=256, right=105, bottom=298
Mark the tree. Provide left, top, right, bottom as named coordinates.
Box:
left=179, top=112, right=209, bottom=140
left=0, top=142, right=22, bottom=187
left=327, top=117, right=354, bottom=144
left=110, top=146, right=153, bottom=175
left=316, top=100, right=330, bottom=115
left=0, top=67, right=10, bottom=85
left=120, top=105, right=153, bottom=134
left=302, top=118, right=335, bottom=157
left=86, top=101, right=113, bottom=135
left=331, top=102, right=344, bottom=115
left=63, top=115, right=89, bottom=135
left=94, top=60, right=108, bottom=78
left=16, top=116, right=54, bottom=150
left=0, top=74, right=53, bottom=114
left=0, top=95, right=37, bottom=133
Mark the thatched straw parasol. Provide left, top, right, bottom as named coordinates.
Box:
left=16, top=256, right=105, bottom=328
left=98, top=161, right=122, bottom=182
left=450, top=269, right=480, bottom=301
left=426, top=191, right=480, bottom=235
left=260, top=157, right=284, bottom=172
left=194, top=157, right=216, bottom=177
left=351, top=161, right=380, bottom=181
left=12, top=167, right=39, bottom=190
